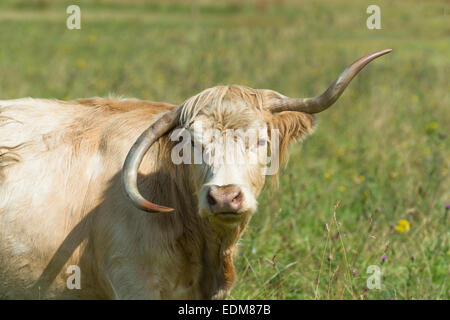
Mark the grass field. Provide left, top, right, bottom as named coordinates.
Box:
left=0, top=0, right=448, bottom=299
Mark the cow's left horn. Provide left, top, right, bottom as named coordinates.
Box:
left=269, top=49, right=392, bottom=113
left=122, top=108, right=180, bottom=213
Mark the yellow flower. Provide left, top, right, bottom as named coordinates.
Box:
left=395, top=219, right=410, bottom=233
left=338, top=185, right=346, bottom=192
left=337, top=147, right=345, bottom=157
left=324, top=172, right=332, bottom=179
left=426, top=122, right=438, bottom=133
left=76, top=59, right=86, bottom=69
left=362, top=191, right=370, bottom=199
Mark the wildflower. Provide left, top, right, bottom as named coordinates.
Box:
left=395, top=219, right=410, bottom=233
left=410, top=254, right=416, bottom=262
left=338, top=185, right=346, bottom=192
left=337, top=147, right=345, bottom=157
left=426, top=121, right=438, bottom=133
left=445, top=204, right=450, bottom=210
left=381, top=255, right=387, bottom=263
left=324, top=172, right=332, bottom=179
left=352, top=269, right=358, bottom=275
left=76, top=59, right=86, bottom=69
left=362, top=191, right=370, bottom=199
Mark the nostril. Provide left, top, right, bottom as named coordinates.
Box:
left=207, top=193, right=216, bottom=206
left=231, top=191, right=243, bottom=205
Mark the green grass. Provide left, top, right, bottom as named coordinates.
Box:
left=0, top=0, right=448, bottom=299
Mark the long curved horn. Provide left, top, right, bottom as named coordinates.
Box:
left=122, top=108, right=180, bottom=213
left=269, top=49, right=392, bottom=113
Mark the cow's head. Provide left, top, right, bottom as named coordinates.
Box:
left=122, top=49, right=391, bottom=225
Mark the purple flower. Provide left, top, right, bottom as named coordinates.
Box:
left=381, top=255, right=387, bottom=262
left=411, top=254, right=416, bottom=261
left=352, top=269, right=358, bottom=275
left=445, top=204, right=450, bottom=210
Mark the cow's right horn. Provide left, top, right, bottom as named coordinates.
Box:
left=122, top=108, right=180, bottom=213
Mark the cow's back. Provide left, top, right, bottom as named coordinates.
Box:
left=0, top=97, right=174, bottom=298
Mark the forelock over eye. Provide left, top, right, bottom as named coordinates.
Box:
left=257, top=138, right=266, bottom=146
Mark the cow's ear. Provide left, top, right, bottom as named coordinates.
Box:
left=268, top=111, right=316, bottom=165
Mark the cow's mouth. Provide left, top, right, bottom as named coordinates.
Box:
left=212, top=211, right=249, bottom=223
left=213, top=211, right=242, bottom=219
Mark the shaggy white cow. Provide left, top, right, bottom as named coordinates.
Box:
left=0, top=49, right=391, bottom=299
